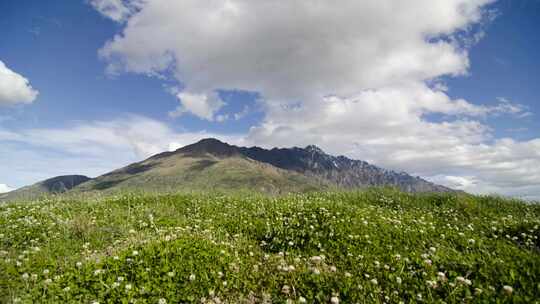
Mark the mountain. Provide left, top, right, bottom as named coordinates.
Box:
left=238, top=144, right=451, bottom=193
left=0, top=175, right=91, bottom=202
left=1, top=138, right=453, bottom=201
left=73, top=139, right=324, bottom=195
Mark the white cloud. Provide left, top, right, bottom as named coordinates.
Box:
left=90, top=1, right=540, bottom=199
left=169, top=91, right=225, bottom=121
left=89, top=0, right=142, bottom=22
left=0, top=60, right=39, bottom=106
left=0, top=184, right=14, bottom=194
left=0, top=115, right=244, bottom=188
left=97, top=0, right=493, bottom=108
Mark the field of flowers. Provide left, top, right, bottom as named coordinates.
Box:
left=1, top=190, right=539, bottom=303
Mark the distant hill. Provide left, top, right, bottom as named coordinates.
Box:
left=1, top=138, right=453, bottom=201
left=0, top=175, right=90, bottom=202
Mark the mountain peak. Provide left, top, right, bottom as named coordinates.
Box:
left=177, top=138, right=240, bottom=157
left=305, top=145, right=325, bottom=154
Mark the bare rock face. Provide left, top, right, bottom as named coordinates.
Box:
left=237, top=142, right=452, bottom=193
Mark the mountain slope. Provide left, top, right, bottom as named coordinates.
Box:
left=238, top=144, right=451, bottom=193
left=0, top=175, right=91, bottom=202
left=2, top=138, right=453, bottom=201
left=74, top=139, right=325, bottom=195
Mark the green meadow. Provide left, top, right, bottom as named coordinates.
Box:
left=1, top=190, right=539, bottom=303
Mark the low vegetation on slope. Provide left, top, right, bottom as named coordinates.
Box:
left=0, top=190, right=539, bottom=303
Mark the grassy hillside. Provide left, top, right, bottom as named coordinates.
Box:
left=1, top=190, right=539, bottom=303
left=0, top=175, right=90, bottom=202
left=74, top=153, right=325, bottom=195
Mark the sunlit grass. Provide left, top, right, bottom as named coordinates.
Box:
left=1, top=190, right=539, bottom=303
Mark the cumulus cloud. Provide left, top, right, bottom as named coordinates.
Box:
left=169, top=91, right=226, bottom=121
left=0, top=115, right=244, bottom=188
left=89, top=0, right=142, bottom=22
left=90, top=1, right=540, bottom=199
left=0, top=60, right=39, bottom=106
left=0, top=184, right=14, bottom=194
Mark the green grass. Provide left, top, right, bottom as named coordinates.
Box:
left=1, top=190, right=539, bottom=303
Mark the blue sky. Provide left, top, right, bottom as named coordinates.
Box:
left=1, top=0, right=539, bottom=199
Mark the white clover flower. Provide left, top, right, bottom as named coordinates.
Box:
left=429, top=247, right=436, bottom=253
left=21, top=273, right=29, bottom=280
left=63, top=286, right=71, bottom=292
left=468, top=239, right=476, bottom=245
left=396, top=276, right=402, bottom=284
left=43, top=269, right=49, bottom=275
left=158, top=298, right=167, bottom=304
left=298, top=296, right=307, bottom=303
left=112, top=282, right=120, bottom=288
left=310, top=256, right=322, bottom=264
left=281, top=285, right=290, bottom=294
left=167, top=271, right=175, bottom=277
left=76, top=262, right=82, bottom=268
left=132, top=250, right=139, bottom=256
left=44, top=278, right=52, bottom=284
left=503, top=285, right=513, bottom=294
left=189, top=274, right=196, bottom=281
left=117, top=276, right=124, bottom=282
left=370, top=278, right=378, bottom=285
left=330, top=266, right=337, bottom=272
left=330, top=296, right=339, bottom=304
left=437, top=272, right=446, bottom=281
left=125, top=284, right=132, bottom=290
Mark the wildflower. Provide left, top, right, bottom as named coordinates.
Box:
left=437, top=272, right=446, bottom=281
left=167, top=271, right=175, bottom=277
left=93, top=269, right=102, bottom=276
left=125, top=284, right=132, bottom=290
left=132, top=250, right=139, bottom=256
left=330, top=266, right=337, bottom=272
left=63, top=287, right=71, bottom=292
left=468, top=239, right=476, bottom=245
left=310, top=256, right=322, bottom=264
left=396, top=277, right=402, bottom=284
left=429, top=247, right=436, bottom=253
left=330, top=296, right=339, bottom=304
left=426, top=280, right=437, bottom=288
left=503, top=285, right=513, bottom=295
left=370, top=278, right=378, bottom=285
left=21, top=273, right=29, bottom=280
left=189, top=274, right=196, bottom=281
left=76, top=262, right=82, bottom=268
left=44, top=278, right=52, bottom=284
left=298, top=296, right=307, bottom=303
left=43, top=269, right=49, bottom=275
left=117, top=276, right=124, bottom=282
left=424, top=259, right=432, bottom=266
left=282, top=285, right=290, bottom=294
left=344, top=272, right=352, bottom=278
left=158, top=298, right=167, bottom=304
